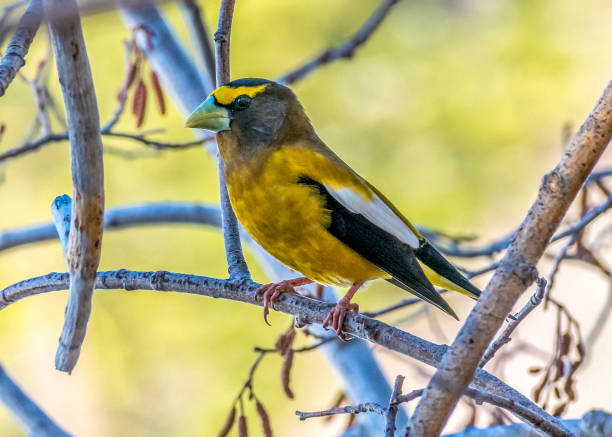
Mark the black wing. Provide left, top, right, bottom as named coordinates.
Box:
left=298, top=177, right=457, bottom=319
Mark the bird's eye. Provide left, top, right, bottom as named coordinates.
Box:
left=233, top=95, right=251, bottom=111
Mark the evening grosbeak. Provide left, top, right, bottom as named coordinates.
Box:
left=186, top=78, right=480, bottom=337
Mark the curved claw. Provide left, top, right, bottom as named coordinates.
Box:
left=323, top=300, right=360, bottom=340
left=256, top=280, right=304, bottom=326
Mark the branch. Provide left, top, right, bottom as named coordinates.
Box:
left=178, top=0, right=215, bottom=87
left=213, top=0, right=250, bottom=281
left=0, top=0, right=42, bottom=97
left=0, top=130, right=214, bottom=163
left=45, top=0, right=105, bottom=373
left=0, top=201, right=222, bottom=252
left=479, top=278, right=547, bottom=367
left=297, top=403, right=387, bottom=420
left=410, top=77, right=612, bottom=437
left=297, top=382, right=569, bottom=436
left=384, top=375, right=405, bottom=437
left=0, top=269, right=574, bottom=437
left=443, top=410, right=612, bottom=437
left=277, top=0, right=400, bottom=85
left=0, top=364, right=71, bottom=437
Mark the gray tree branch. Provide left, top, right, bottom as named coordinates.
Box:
left=213, top=0, right=251, bottom=281
left=44, top=0, right=105, bottom=373
left=0, top=364, right=71, bottom=437
left=409, top=77, right=612, bottom=437
left=178, top=0, right=215, bottom=89
left=443, top=410, right=612, bottom=437
left=277, top=0, right=400, bottom=85
left=0, top=268, right=572, bottom=437
left=0, top=0, right=42, bottom=97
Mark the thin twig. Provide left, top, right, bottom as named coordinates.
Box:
left=551, top=195, right=612, bottom=243
left=296, top=402, right=387, bottom=420
left=385, top=375, right=405, bottom=437
left=0, top=130, right=214, bottom=163
left=178, top=0, right=215, bottom=87
left=277, top=0, right=400, bottom=85
left=213, top=0, right=250, bottom=281
left=0, top=0, right=42, bottom=97
left=480, top=278, right=548, bottom=367
left=45, top=0, right=105, bottom=373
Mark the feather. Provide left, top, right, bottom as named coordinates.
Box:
left=298, top=177, right=457, bottom=318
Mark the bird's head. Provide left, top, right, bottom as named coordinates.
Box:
left=186, top=78, right=312, bottom=145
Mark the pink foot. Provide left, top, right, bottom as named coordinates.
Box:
left=256, top=278, right=313, bottom=325
left=322, top=298, right=359, bottom=340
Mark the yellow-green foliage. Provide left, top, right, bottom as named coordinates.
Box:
left=0, top=0, right=611, bottom=435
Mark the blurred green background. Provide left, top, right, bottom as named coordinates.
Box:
left=0, top=0, right=611, bottom=435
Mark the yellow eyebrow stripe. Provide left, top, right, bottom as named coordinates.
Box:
left=211, top=84, right=268, bottom=105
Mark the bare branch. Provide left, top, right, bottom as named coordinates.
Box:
left=45, top=0, right=105, bottom=373
left=277, top=0, right=400, bottom=85
left=0, top=269, right=576, bottom=437
left=0, top=201, right=222, bottom=252
left=0, top=0, right=42, bottom=97
left=480, top=278, right=547, bottom=367
left=551, top=194, right=612, bottom=243
left=0, top=364, right=71, bottom=437
left=442, top=410, right=612, bottom=437
left=178, top=0, right=215, bottom=87
left=410, top=77, right=612, bottom=437
left=385, top=375, right=405, bottom=437
left=297, top=403, right=386, bottom=421
left=213, top=0, right=250, bottom=281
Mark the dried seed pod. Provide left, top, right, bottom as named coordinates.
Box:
left=576, top=341, right=586, bottom=360
left=564, top=377, right=576, bottom=401
left=117, top=61, right=139, bottom=102
left=344, top=412, right=356, bottom=430
left=281, top=349, right=295, bottom=399
left=533, top=375, right=548, bottom=403
left=216, top=406, right=236, bottom=437
left=255, top=399, right=273, bottom=437
left=238, top=415, right=248, bottom=437
left=132, top=79, right=147, bottom=128
left=559, top=332, right=571, bottom=356
left=527, top=366, right=542, bottom=374
left=126, top=61, right=138, bottom=90
left=553, top=386, right=561, bottom=399
left=553, top=359, right=565, bottom=382
left=275, top=325, right=296, bottom=356
left=0, top=123, right=5, bottom=136
left=150, top=70, right=166, bottom=115
left=552, top=402, right=568, bottom=417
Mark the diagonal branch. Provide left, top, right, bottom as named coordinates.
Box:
left=0, top=269, right=573, bottom=437
left=213, top=0, right=250, bottom=281
left=277, top=0, right=400, bottom=85
left=178, top=0, right=215, bottom=87
left=0, top=0, right=42, bottom=97
left=0, top=364, right=71, bottom=437
left=409, top=78, right=612, bottom=437
left=44, top=0, right=105, bottom=374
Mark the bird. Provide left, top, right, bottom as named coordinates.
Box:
left=186, top=78, right=481, bottom=337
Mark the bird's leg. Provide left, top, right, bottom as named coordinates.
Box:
left=256, top=277, right=314, bottom=325
left=323, top=282, right=363, bottom=339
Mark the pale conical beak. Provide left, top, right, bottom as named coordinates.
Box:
left=185, top=95, right=231, bottom=132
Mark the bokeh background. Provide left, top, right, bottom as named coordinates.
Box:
left=0, top=0, right=611, bottom=435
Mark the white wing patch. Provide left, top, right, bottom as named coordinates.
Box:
left=325, top=186, right=420, bottom=249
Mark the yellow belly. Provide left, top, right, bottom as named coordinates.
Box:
left=225, top=155, right=387, bottom=286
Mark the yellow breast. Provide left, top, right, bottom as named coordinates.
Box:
left=224, top=145, right=388, bottom=286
